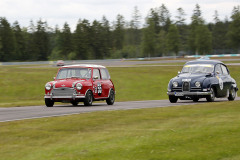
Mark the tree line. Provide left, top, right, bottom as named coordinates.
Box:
left=0, top=4, right=240, bottom=62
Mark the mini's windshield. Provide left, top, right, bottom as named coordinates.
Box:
left=56, top=68, right=92, bottom=79
left=181, top=64, right=214, bottom=74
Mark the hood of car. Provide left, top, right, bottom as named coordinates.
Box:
left=54, top=79, right=86, bottom=88
left=173, top=73, right=209, bottom=82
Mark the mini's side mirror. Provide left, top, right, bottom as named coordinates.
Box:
left=93, top=76, right=98, bottom=80
left=178, top=71, right=181, bottom=75
left=53, top=77, right=56, bottom=80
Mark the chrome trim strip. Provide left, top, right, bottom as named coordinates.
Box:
left=44, top=95, right=85, bottom=99
left=167, top=91, right=211, bottom=96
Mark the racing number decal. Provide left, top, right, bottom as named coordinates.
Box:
left=95, top=83, right=102, bottom=95
left=216, top=76, right=224, bottom=90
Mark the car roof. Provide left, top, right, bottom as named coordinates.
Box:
left=185, top=59, right=224, bottom=65
left=61, top=64, right=106, bottom=69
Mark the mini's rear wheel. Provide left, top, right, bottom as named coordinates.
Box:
left=169, top=95, right=178, bottom=103
left=84, top=90, right=93, bottom=106
left=45, top=98, right=54, bottom=107
left=106, top=89, right=115, bottom=105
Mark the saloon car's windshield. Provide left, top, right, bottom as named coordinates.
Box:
left=181, top=64, right=214, bottom=74
left=56, top=68, right=91, bottom=79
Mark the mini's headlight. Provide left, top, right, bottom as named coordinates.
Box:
left=195, top=81, right=201, bottom=88
left=45, top=83, right=52, bottom=90
left=76, top=83, right=82, bottom=90
left=173, top=82, right=178, bottom=88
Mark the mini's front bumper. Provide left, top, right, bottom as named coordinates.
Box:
left=44, top=94, right=85, bottom=100
left=167, top=91, right=211, bottom=96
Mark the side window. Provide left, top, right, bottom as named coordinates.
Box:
left=93, top=69, right=100, bottom=80
left=100, top=68, right=110, bottom=80
left=215, top=64, right=223, bottom=74
left=221, top=65, right=229, bottom=75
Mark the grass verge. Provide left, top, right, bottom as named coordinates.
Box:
left=0, top=101, right=240, bottom=160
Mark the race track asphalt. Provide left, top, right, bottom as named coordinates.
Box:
left=1, top=97, right=239, bottom=122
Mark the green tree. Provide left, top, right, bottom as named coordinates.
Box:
left=188, top=4, right=204, bottom=54
left=0, top=17, right=16, bottom=61
left=211, top=11, right=229, bottom=54
left=141, top=19, right=156, bottom=57
left=156, top=30, right=167, bottom=56
left=33, top=19, right=50, bottom=60
left=12, top=21, right=26, bottom=61
left=227, top=6, right=240, bottom=51
left=59, top=22, right=73, bottom=59
left=113, top=14, right=125, bottom=50
left=175, top=7, right=188, bottom=53
left=195, top=24, right=212, bottom=54
left=158, top=4, right=171, bottom=32
left=101, top=16, right=112, bottom=58
left=74, top=19, right=91, bottom=59
left=167, top=24, right=180, bottom=55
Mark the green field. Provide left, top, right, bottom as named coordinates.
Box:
left=1, top=101, right=240, bottom=160
left=0, top=64, right=239, bottom=107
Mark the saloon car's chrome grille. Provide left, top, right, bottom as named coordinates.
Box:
left=182, top=82, right=190, bottom=91
left=51, top=87, right=75, bottom=96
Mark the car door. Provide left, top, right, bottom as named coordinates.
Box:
left=100, top=68, right=111, bottom=98
left=214, top=64, right=224, bottom=97
left=92, top=68, right=104, bottom=99
left=220, top=64, right=231, bottom=96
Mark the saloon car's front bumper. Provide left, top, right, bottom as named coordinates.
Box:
left=167, top=91, right=211, bottom=96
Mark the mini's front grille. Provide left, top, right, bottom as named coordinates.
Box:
left=182, top=82, right=190, bottom=91
left=51, top=87, right=75, bottom=96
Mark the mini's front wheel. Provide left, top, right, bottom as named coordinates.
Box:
left=169, top=95, right=178, bottom=103
left=45, top=98, right=54, bottom=107
left=84, top=90, right=93, bottom=106
left=71, top=101, right=79, bottom=106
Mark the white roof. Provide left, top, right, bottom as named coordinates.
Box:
left=62, top=64, right=106, bottom=68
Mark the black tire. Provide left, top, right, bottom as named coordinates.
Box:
left=71, top=101, right=79, bottom=106
left=45, top=98, right=54, bottom=107
left=169, top=95, right=178, bottom=103
left=106, top=89, right=115, bottom=105
left=84, top=90, right=93, bottom=106
left=206, top=87, right=215, bottom=102
left=193, top=97, right=199, bottom=102
left=228, top=87, right=236, bottom=101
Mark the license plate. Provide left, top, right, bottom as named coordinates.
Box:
left=174, top=92, right=184, bottom=96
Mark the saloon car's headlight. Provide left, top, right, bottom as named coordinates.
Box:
left=45, top=83, right=52, bottom=90
left=76, top=83, right=82, bottom=90
left=195, top=81, right=201, bottom=88
left=173, top=82, right=178, bottom=88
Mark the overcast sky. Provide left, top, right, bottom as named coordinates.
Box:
left=0, top=0, right=239, bottom=30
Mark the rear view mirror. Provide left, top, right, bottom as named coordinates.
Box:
left=93, top=76, right=98, bottom=80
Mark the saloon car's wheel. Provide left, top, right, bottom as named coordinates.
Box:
left=84, top=90, right=93, bottom=106
left=169, top=95, right=178, bottom=103
left=71, top=101, right=79, bottom=106
left=106, top=89, right=115, bottom=105
left=193, top=97, right=199, bottom=102
left=228, top=87, right=236, bottom=101
left=206, top=87, right=215, bottom=102
left=45, top=98, right=54, bottom=107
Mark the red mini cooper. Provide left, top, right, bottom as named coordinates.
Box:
left=44, top=64, right=115, bottom=107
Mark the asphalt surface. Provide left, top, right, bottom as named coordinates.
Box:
left=1, top=97, right=239, bottom=122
